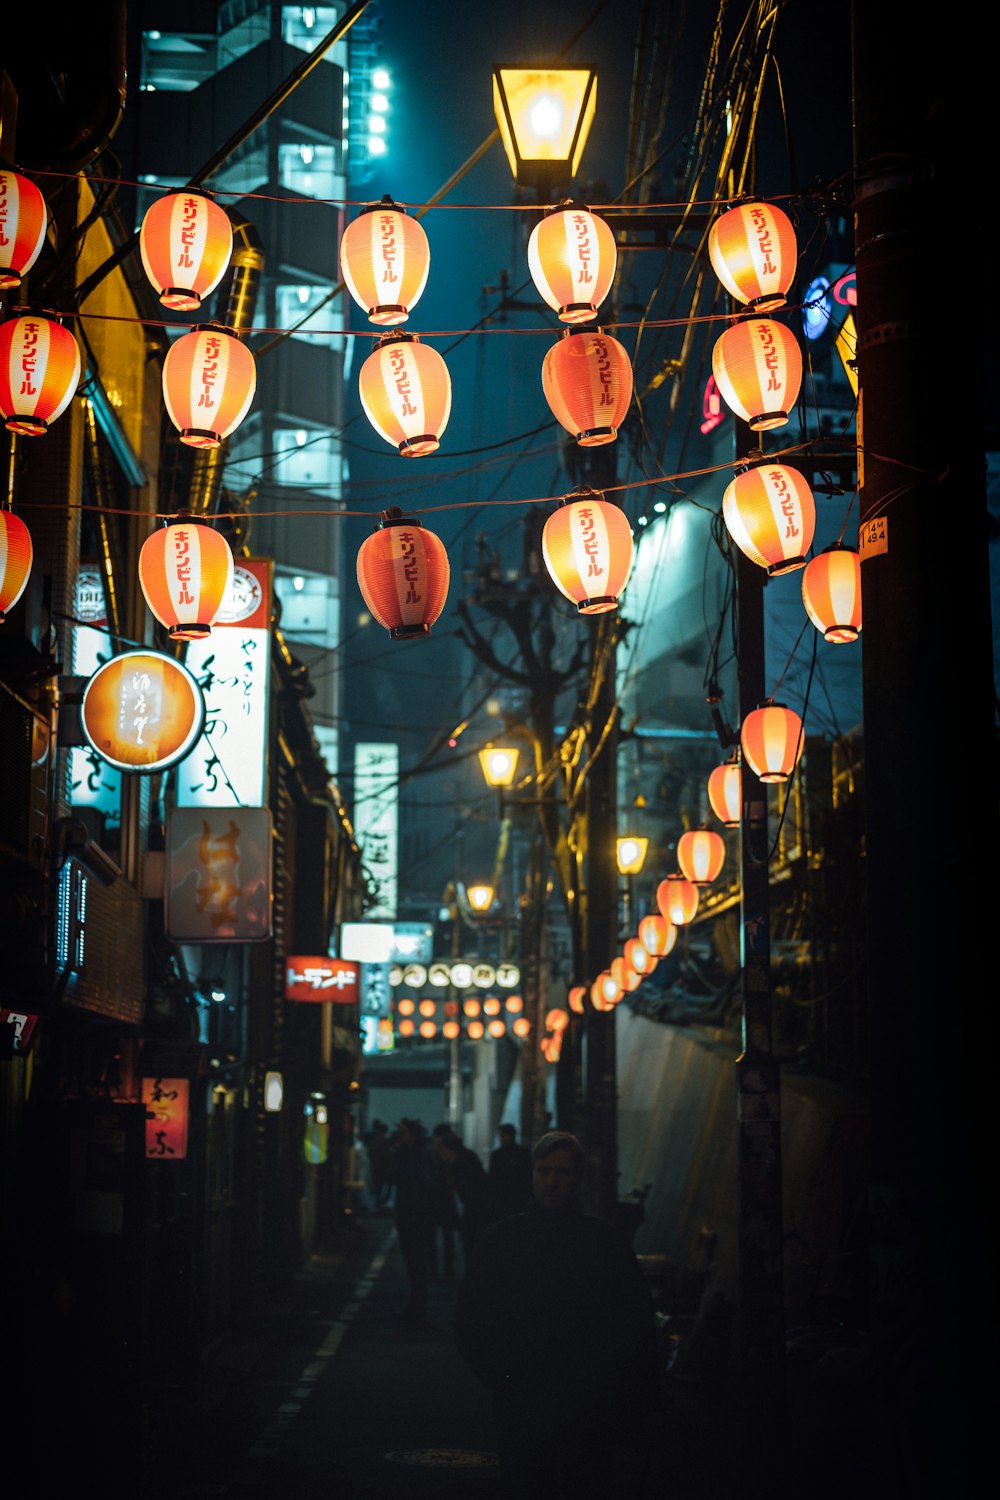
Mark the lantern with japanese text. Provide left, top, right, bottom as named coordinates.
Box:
left=708, top=199, right=797, bottom=313
left=542, top=328, right=633, bottom=445
left=740, top=702, right=804, bottom=783
left=0, top=312, right=80, bottom=436
left=677, top=828, right=726, bottom=885
left=138, top=515, right=235, bottom=640
left=712, top=316, right=802, bottom=430
left=527, top=203, right=617, bottom=324
left=0, top=510, right=32, bottom=621
left=161, top=324, right=256, bottom=448
left=802, top=544, right=862, bottom=643
left=340, top=197, right=431, bottom=326
left=0, top=170, right=48, bottom=290
left=656, top=874, right=699, bottom=926
left=359, top=331, right=452, bottom=456
left=638, top=912, right=677, bottom=958
left=139, top=190, right=234, bottom=312
left=707, top=758, right=742, bottom=827
left=541, top=488, right=634, bottom=614
left=722, top=460, right=815, bottom=573
left=356, top=507, right=450, bottom=640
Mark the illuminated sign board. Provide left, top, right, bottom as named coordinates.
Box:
left=142, top=1077, right=190, bottom=1160
left=285, top=956, right=360, bottom=1003
left=354, top=742, right=398, bottom=918
left=165, top=806, right=273, bottom=942
left=81, top=650, right=205, bottom=773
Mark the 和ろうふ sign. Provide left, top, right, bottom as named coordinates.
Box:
left=81, top=650, right=205, bottom=773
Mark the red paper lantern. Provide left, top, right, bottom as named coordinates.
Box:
left=722, top=462, right=816, bottom=574
left=541, top=489, right=634, bottom=614
left=708, top=199, right=798, bottom=312
left=139, top=191, right=234, bottom=312
left=712, top=317, right=802, bottom=430
left=590, top=970, right=621, bottom=1010
left=356, top=508, right=450, bottom=640
left=0, top=170, right=48, bottom=290
left=0, top=510, right=32, bottom=621
left=638, top=913, right=677, bottom=958
left=707, top=759, right=742, bottom=827
left=567, top=984, right=587, bottom=1015
left=161, top=324, right=256, bottom=448
left=656, top=874, right=699, bottom=926
left=611, top=955, right=642, bottom=993
left=359, top=332, right=452, bottom=456
left=339, top=198, right=431, bottom=326
left=138, top=516, right=235, bottom=640
left=677, top=828, right=726, bottom=885
left=802, top=544, right=862, bottom=643
left=0, top=313, right=81, bottom=436
left=542, top=328, right=633, bottom=445
left=740, top=702, right=804, bottom=783
left=624, top=937, right=656, bottom=977
left=527, top=203, right=617, bottom=324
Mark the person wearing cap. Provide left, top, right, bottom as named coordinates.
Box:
left=455, top=1130, right=659, bottom=1498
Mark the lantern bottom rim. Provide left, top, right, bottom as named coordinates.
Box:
left=0, top=272, right=23, bottom=289
left=577, top=427, right=617, bottom=447
left=388, top=623, right=432, bottom=640
left=368, top=305, right=409, bottom=325
left=180, top=429, right=223, bottom=449
left=398, top=435, right=440, bottom=457
left=4, top=416, right=47, bottom=436
left=746, top=292, right=788, bottom=313
left=748, top=411, right=789, bottom=431
left=824, top=626, right=860, bottom=643
left=768, top=555, right=807, bottom=575
left=160, top=289, right=202, bottom=311
left=558, top=304, right=599, bottom=324
left=577, top=595, right=618, bottom=614
left=169, top=623, right=213, bottom=640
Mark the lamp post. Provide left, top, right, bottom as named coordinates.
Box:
left=616, top=833, right=649, bottom=939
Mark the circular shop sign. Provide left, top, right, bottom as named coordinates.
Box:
left=81, top=650, right=205, bottom=773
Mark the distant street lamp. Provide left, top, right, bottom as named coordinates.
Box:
left=465, top=882, right=496, bottom=913
left=492, top=67, right=597, bottom=189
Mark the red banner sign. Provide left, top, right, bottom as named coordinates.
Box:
left=142, top=1077, right=190, bottom=1160
left=285, top=956, right=359, bottom=1003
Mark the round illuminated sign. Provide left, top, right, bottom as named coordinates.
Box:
left=802, top=276, right=831, bottom=341
left=81, top=650, right=205, bottom=773
left=495, top=962, right=521, bottom=989
left=219, top=563, right=264, bottom=624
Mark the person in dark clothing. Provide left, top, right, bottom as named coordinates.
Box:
left=427, top=1122, right=460, bottom=1279
left=365, top=1119, right=392, bottom=1208
left=433, top=1130, right=492, bottom=1261
left=487, top=1122, right=533, bottom=1222
left=455, top=1130, right=659, bottom=1500
left=390, top=1118, right=434, bottom=1321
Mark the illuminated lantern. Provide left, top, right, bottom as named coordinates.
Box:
left=0, top=170, right=48, bottom=289
left=624, top=937, right=656, bottom=977
left=467, top=1020, right=485, bottom=1040
left=677, top=828, right=726, bottom=885
left=138, top=515, right=235, bottom=640
left=399, top=1018, right=415, bottom=1037
left=545, top=1008, right=570, bottom=1033
left=359, top=331, right=451, bottom=456
left=463, top=998, right=481, bottom=1018
left=541, top=488, right=634, bottom=614
left=707, top=759, right=742, bottom=827
left=139, top=190, right=233, bottom=312
left=527, top=203, right=617, bottom=324
left=708, top=199, right=797, bottom=312
left=488, top=1018, right=507, bottom=1039
left=0, top=313, right=80, bottom=436
left=590, top=970, right=620, bottom=1011
left=512, top=1016, right=531, bottom=1037
left=712, top=317, right=802, bottom=430
left=638, top=913, right=677, bottom=958
left=740, top=702, right=804, bottom=783
left=339, top=198, right=430, bottom=326
left=722, top=461, right=815, bottom=574
left=542, top=328, right=633, bottom=446
left=419, top=1020, right=438, bottom=1038
left=802, top=544, right=862, bottom=643
left=656, top=874, right=699, bottom=926
left=0, top=510, right=32, bottom=621
left=162, top=324, right=256, bottom=449
left=356, top=508, right=450, bottom=639
left=443, top=1020, right=460, bottom=1040
left=611, top=956, right=641, bottom=993
left=504, top=994, right=523, bottom=1014
left=567, top=984, right=587, bottom=1015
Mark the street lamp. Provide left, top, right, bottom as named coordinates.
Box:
left=465, top=882, right=496, bottom=913
left=492, top=67, right=597, bottom=190
left=616, top=833, right=649, bottom=939
left=478, top=744, right=521, bottom=811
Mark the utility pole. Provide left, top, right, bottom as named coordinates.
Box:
left=851, top=11, right=992, bottom=1496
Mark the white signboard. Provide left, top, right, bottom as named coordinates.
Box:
left=354, top=742, right=398, bottom=918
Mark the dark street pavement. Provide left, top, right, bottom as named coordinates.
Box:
left=136, top=1203, right=751, bottom=1500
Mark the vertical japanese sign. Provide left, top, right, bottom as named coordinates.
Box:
left=354, top=742, right=398, bottom=918
left=165, top=806, right=272, bottom=941
left=176, top=559, right=272, bottom=808
left=69, top=564, right=121, bottom=822
left=142, top=1077, right=190, bottom=1160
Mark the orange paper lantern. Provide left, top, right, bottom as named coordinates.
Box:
left=139, top=190, right=234, bottom=312
left=590, top=970, right=621, bottom=1011
left=712, top=317, right=802, bottom=430
left=527, top=203, right=617, bottom=324
left=138, top=516, right=235, bottom=640
left=541, top=489, right=634, bottom=614
left=740, top=702, right=804, bottom=783
left=359, top=332, right=452, bottom=456
left=356, top=508, right=450, bottom=640
left=707, top=759, right=742, bottom=827
left=611, top=955, right=642, bottom=993
left=722, top=462, right=816, bottom=574
left=677, top=828, right=726, bottom=885
left=339, top=198, right=431, bottom=326
left=542, top=328, right=633, bottom=445
left=0, top=510, right=32, bottom=621
left=567, top=984, right=587, bottom=1015
left=708, top=199, right=798, bottom=312
left=624, top=937, right=656, bottom=977
left=162, top=325, right=256, bottom=449
left=0, top=313, right=80, bottom=436
left=638, top=913, right=677, bottom=958
left=802, top=544, right=862, bottom=643
left=656, top=874, right=699, bottom=926
left=0, top=170, right=48, bottom=289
